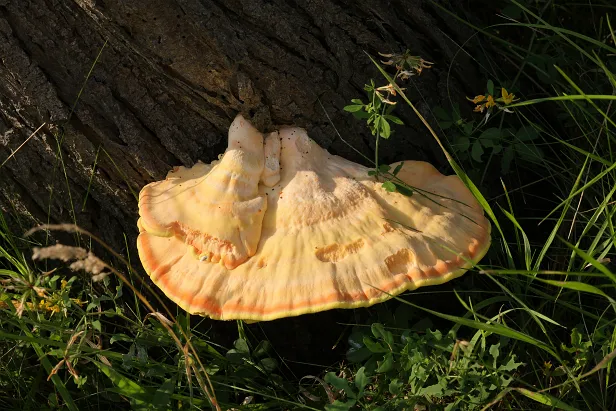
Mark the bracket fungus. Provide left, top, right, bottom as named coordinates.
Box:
left=137, top=115, right=491, bottom=321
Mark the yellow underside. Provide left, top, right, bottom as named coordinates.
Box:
left=138, top=229, right=491, bottom=322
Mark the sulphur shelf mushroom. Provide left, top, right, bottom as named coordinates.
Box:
left=137, top=115, right=491, bottom=321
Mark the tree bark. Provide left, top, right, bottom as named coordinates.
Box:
left=0, top=0, right=481, bottom=253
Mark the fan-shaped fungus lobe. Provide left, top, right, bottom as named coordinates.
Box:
left=137, top=115, right=491, bottom=321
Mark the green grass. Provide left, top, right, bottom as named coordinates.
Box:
left=1, top=0, right=616, bottom=409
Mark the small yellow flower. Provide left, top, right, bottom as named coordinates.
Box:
left=470, top=94, right=496, bottom=114
left=71, top=298, right=86, bottom=306
left=376, top=83, right=403, bottom=96
left=34, top=287, right=48, bottom=298
left=61, top=279, right=68, bottom=289
left=374, top=85, right=400, bottom=105
left=485, top=95, right=496, bottom=109
left=378, top=51, right=433, bottom=77
left=418, top=58, right=434, bottom=70
left=381, top=98, right=397, bottom=106
left=407, top=57, right=433, bottom=75
left=469, top=95, right=486, bottom=104
left=501, top=88, right=515, bottom=105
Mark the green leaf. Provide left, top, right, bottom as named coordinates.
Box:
left=347, top=331, right=372, bottom=362
left=454, top=136, right=470, bottom=152
left=363, top=337, right=388, bottom=353
left=95, top=362, right=150, bottom=403
left=394, top=182, right=414, bottom=197
left=234, top=338, right=250, bottom=354
left=370, top=322, right=385, bottom=338
left=352, top=110, right=371, bottom=120
left=115, top=284, right=123, bottom=299
left=259, top=357, right=278, bottom=373
left=379, top=118, right=391, bottom=138
left=427, top=328, right=444, bottom=342
left=389, top=378, right=403, bottom=395
left=489, top=343, right=500, bottom=368
left=109, top=334, right=133, bottom=345
left=452, top=104, right=462, bottom=122
left=343, top=104, right=365, bottom=112
left=536, top=278, right=614, bottom=302
left=371, top=323, right=394, bottom=346
left=225, top=338, right=250, bottom=364
left=253, top=340, right=271, bottom=358
left=376, top=352, right=394, bottom=373
left=433, top=107, right=451, bottom=121
left=499, top=356, right=524, bottom=372
left=480, top=127, right=502, bottom=142
left=384, top=114, right=404, bottom=125
left=502, top=146, right=514, bottom=174
left=487, top=79, right=495, bottom=95
left=86, top=295, right=111, bottom=312
left=325, top=399, right=356, bottom=411
left=421, top=382, right=444, bottom=397
left=514, top=388, right=579, bottom=411
left=354, top=367, right=369, bottom=394
left=462, top=121, right=473, bottom=136
left=92, top=320, right=101, bottom=333
left=481, top=138, right=495, bottom=148
left=373, top=96, right=382, bottom=110
left=175, top=313, right=189, bottom=334
left=382, top=181, right=397, bottom=192
left=348, top=330, right=365, bottom=349
left=392, top=162, right=404, bottom=176
left=471, top=140, right=484, bottom=162
left=351, top=99, right=364, bottom=105
left=226, top=349, right=247, bottom=364
left=378, top=164, right=391, bottom=173
left=151, top=378, right=174, bottom=411
left=47, top=392, right=59, bottom=408
left=48, top=349, right=65, bottom=358
left=324, top=372, right=356, bottom=398
left=516, top=125, right=539, bottom=141
left=347, top=346, right=372, bottom=363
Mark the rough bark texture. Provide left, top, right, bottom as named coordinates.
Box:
left=0, top=0, right=481, bottom=259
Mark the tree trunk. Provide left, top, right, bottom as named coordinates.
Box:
left=0, top=0, right=481, bottom=253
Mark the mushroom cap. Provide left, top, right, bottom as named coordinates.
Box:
left=137, top=115, right=491, bottom=321
left=139, top=115, right=266, bottom=270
